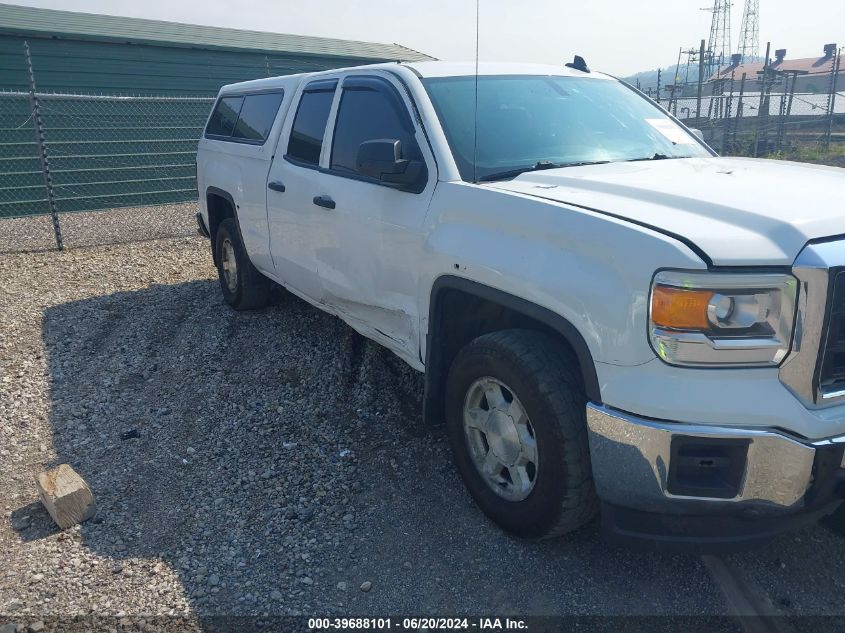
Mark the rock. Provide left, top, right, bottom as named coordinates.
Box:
left=120, top=429, right=140, bottom=440
left=0, top=624, right=17, bottom=633
left=28, top=623, right=45, bottom=633
left=402, top=562, right=412, bottom=570
left=270, top=590, right=282, bottom=600
left=360, top=581, right=372, bottom=593
left=30, top=573, right=44, bottom=583
left=208, top=574, right=220, bottom=586
left=301, top=576, right=313, bottom=585
left=337, top=581, right=347, bottom=591
left=35, top=464, right=95, bottom=529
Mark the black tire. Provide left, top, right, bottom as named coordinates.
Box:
left=445, top=329, right=598, bottom=539
left=214, top=217, right=270, bottom=310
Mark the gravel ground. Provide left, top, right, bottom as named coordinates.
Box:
left=1, top=233, right=845, bottom=631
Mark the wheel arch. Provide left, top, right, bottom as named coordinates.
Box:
left=205, top=186, right=242, bottom=265
left=423, top=275, right=601, bottom=426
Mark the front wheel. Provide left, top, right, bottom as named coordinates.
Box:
left=214, top=217, right=270, bottom=310
left=445, top=329, right=598, bottom=539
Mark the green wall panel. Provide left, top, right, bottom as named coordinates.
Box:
left=0, top=32, right=401, bottom=217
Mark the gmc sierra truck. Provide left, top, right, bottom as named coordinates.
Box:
left=195, top=60, right=845, bottom=548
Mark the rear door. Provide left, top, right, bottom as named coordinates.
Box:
left=311, top=71, right=437, bottom=365
left=266, top=77, right=339, bottom=301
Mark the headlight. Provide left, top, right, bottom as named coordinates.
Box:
left=649, top=271, right=797, bottom=367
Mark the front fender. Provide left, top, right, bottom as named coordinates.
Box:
left=419, top=182, right=707, bottom=369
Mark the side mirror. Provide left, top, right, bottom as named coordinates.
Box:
left=356, top=139, right=425, bottom=190
left=690, top=128, right=705, bottom=142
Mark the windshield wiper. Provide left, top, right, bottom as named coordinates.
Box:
left=479, top=160, right=609, bottom=182
left=624, top=153, right=681, bottom=162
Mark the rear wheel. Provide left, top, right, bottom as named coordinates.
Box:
left=214, top=217, right=270, bottom=310
left=445, top=329, right=598, bottom=539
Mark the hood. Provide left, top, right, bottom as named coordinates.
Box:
left=487, top=157, right=845, bottom=266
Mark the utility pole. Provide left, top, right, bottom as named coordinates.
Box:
left=697, top=39, right=706, bottom=119
left=656, top=69, right=662, bottom=104
left=753, top=41, right=771, bottom=157
left=730, top=72, right=747, bottom=153
left=669, top=46, right=683, bottom=114
left=825, top=46, right=841, bottom=150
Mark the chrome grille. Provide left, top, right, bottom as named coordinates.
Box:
left=779, top=240, right=845, bottom=408
left=818, top=270, right=845, bottom=399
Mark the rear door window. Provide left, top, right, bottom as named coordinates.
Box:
left=286, top=80, right=338, bottom=165
left=206, top=96, right=243, bottom=137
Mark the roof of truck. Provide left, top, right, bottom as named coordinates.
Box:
left=216, top=61, right=613, bottom=95
left=219, top=74, right=309, bottom=95
left=404, top=61, right=613, bottom=79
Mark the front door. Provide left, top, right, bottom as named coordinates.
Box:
left=311, top=72, right=437, bottom=365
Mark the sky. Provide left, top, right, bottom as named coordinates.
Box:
left=8, top=0, right=845, bottom=76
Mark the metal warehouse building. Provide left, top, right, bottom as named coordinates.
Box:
left=0, top=3, right=432, bottom=225
left=0, top=3, right=432, bottom=94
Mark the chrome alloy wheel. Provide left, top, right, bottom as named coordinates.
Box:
left=221, top=238, right=238, bottom=293
left=462, top=377, right=539, bottom=501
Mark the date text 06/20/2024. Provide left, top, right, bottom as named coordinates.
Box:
left=307, top=617, right=528, bottom=630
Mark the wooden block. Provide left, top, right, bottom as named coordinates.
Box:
left=35, top=464, right=95, bottom=529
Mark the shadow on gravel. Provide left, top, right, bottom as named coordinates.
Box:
left=39, top=278, right=729, bottom=622
left=9, top=501, right=59, bottom=543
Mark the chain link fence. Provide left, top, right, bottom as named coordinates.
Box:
left=0, top=91, right=213, bottom=252
left=668, top=90, right=845, bottom=158
left=647, top=47, right=845, bottom=161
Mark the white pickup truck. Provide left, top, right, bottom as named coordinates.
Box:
left=196, top=60, right=845, bottom=548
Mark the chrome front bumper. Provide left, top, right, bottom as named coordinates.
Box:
left=586, top=403, right=845, bottom=515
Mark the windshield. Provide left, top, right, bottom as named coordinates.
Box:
left=422, top=75, right=712, bottom=182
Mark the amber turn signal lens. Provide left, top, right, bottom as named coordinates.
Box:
left=651, top=285, right=713, bottom=330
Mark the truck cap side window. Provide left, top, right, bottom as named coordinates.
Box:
left=330, top=76, right=422, bottom=177
left=205, top=91, right=284, bottom=144
left=205, top=96, right=243, bottom=138
left=233, top=92, right=285, bottom=142
left=286, top=80, right=338, bottom=165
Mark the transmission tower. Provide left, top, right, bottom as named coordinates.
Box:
left=737, top=0, right=760, bottom=63
left=703, top=0, right=732, bottom=78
